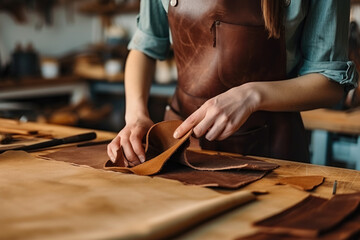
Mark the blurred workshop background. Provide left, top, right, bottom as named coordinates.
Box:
left=0, top=0, right=177, bottom=131
left=0, top=0, right=360, bottom=169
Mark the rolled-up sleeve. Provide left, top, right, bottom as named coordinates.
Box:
left=128, top=0, right=170, bottom=60
left=299, top=0, right=358, bottom=90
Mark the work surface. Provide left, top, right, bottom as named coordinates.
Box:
left=0, top=119, right=359, bottom=240
left=301, top=108, right=360, bottom=134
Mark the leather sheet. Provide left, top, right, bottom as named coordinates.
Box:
left=42, top=120, right=278, bottom=189
left=0, top=151, right=256, bottom=240
left=236, top=193, right=360, bottom=239
left=156, top=162, right=268, bottom=188
left=41, top=121, right=278, bottom=188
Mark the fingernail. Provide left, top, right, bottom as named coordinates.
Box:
left=173, top=131, right=179, bottom=138
left=139, top=155, right=145, bottom=163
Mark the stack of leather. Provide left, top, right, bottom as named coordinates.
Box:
left=41, top=120, right=279, bottom=189
left=237, top=193, right=360, bottom=240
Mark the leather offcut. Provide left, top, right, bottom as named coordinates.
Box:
left=276, top=176, right=325, bottom=191
left=236, top=193, right=360, bottom=239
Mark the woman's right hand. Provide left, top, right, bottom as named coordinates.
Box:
left=107, top=116, right=153, bottom=167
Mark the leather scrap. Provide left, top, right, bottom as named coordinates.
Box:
left=252, top=193, right=360, bottom=238
left=276, top=176, right=325, bottom=191
left=42, top=120, right=278, bottom=189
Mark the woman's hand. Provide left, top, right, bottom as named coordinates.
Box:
left=107, top=116, right=153, bottom=167
left=173, top=84, right=261, bottom=141
left=173, top=73, right=344, bottom=141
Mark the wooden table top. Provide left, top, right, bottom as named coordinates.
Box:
left=301, top=108, right=360, bottom=135
left=0, top=118, right=359, bottom=240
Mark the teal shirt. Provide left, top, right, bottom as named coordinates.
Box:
left=128, top=0, right=358, bottom=89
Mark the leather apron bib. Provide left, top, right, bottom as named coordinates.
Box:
left=165, top=0, right=309, bottom=162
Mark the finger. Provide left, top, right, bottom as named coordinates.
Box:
left=129, top=131, right=146, bottom=163
left=173, top=108, right=206, bottom=138
left=205, top=117, right=227, bottom=141
left=192, top=110, right=218, bottom=138
left=107, top=135, right=121, bottom=163
left=216, top=123, right=238, bottom=141
left=121, top=137, right=142, bottom=166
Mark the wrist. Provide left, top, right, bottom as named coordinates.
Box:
left=239, top=82, right=263, bottom=113
left=125, top=108, right=150, bottom=124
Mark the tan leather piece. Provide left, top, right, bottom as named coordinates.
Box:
left=105, top=120, right=192, bottom=175
left=276, top=176, right=325, bottom=191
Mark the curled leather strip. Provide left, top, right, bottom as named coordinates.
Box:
left=105, top=120, right=192, bottom=175
left=105, top=120, right=278, bottom=176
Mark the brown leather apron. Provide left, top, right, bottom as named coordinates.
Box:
left=165, top=0, right=309, bottom=162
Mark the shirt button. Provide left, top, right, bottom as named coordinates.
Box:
left=284, top=0, right=291, bottom=7
left=170, top=0, right=178, bottom=7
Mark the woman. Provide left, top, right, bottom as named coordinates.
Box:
left=108, top=0, right=358, bottom=167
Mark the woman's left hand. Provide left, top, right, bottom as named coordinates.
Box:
left=173, top=83, right=261, bottom=141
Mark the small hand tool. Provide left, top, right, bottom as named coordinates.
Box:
left=0, top=132, right=97, bottom=153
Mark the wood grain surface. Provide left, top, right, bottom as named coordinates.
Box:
left=0, top=118, right=359, bottom=240
left=301, top=108, right=360, bottom=134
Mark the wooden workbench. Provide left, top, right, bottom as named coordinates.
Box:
left=301, top=108, right=360, bottom=169
left=0, top=118, right=359, bottom=240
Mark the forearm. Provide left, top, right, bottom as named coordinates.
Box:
left=124, top=50, right=156, bottom=121
left=251, top=73, right=344, bottom=112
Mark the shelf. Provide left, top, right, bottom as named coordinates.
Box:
left=0, top=76, right=88, bottom=104
left=90, top=80, right=177, bottom=97
left=78, top=0, right=140, bottom=16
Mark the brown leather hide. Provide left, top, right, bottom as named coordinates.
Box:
left=42, top=121, right=278, bottom=189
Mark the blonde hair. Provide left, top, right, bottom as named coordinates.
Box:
left=261, top=0, right=284, bottom=39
